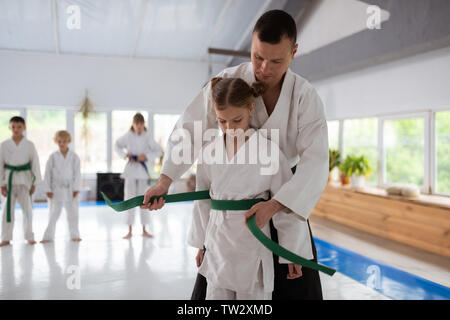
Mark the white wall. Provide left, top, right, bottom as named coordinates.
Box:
left=312, top=45, right=450, bottom=120
left=0, top=50, right=226, bottom=113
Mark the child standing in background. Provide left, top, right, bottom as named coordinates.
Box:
left=115, top=113, right=163, bottom=239
left=41, top=130, right=81, bottom=243
left=0, top=116, right=42, bottom=247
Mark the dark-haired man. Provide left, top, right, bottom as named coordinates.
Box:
left=143, top=10, right=328, bottom=300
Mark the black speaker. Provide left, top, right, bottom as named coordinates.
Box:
left=97, top=173, right=124, bottom=201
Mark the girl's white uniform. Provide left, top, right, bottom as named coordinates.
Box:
left=0, top=137, right=42, bottom=242
left=115, top=130, right=162, bottom=226
left=187, top=129, right=313, bottom=300
left=42, top=149, right=81, bottom=240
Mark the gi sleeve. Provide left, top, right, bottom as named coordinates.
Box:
left=30, top=142, right=42, bottom=185
left=187, top=162, right=211, bottom=249
left=73, top=154, right=81, bottom=192
left=270, top=147, right=314, bottom=263
left=114, top=132, right=129, bottom=159
left=160, top=80, right=220, bottom=182
left=43, top=155, right=53, bottom=193
left=273, top=86, right=329, bottom=221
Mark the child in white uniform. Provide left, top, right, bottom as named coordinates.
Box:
left=0, top=116, right=42, bottom=247
left=115, top=113, right=163, bottom=239
left=41, top=130, right=81, bottom=243
left=188, top=78, right=313, bottom=300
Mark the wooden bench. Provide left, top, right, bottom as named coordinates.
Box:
left=311, top=183, right=450, bottom=258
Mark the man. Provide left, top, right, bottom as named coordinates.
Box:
left=142, top=10, right=329, bottom=300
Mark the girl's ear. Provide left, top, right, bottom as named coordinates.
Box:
left=249, top=103, right=255, bottom=115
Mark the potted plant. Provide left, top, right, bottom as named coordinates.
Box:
left=338, top=156, right=352, bottom=186
left=341, top=155, right=372, bottom=188
left=328, top=149, right=341, bottom=183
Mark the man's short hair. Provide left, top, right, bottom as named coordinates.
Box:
left=9, top=116, right=26, bottom=125
left=253, top=10, right=297, bottom=47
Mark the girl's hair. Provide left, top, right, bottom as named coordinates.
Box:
left=130, top=112, right=147, bottom=131
left=210, top=77, right=265, bottom=110
left=54, top=130, right=72, bottom=143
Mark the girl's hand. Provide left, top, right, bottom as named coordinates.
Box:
left=73, top=191, right=79, bottom=198
left=195, top=248, right=204, bottom=267
left=137, top=154, right=147, bottom=162
left=29, top=185, right=36, bottom=195
left=46, top=192, right=53, bottom=199
left=287, top=263, right=303, bottom=279
left=1, top=186, right=7, bottom=197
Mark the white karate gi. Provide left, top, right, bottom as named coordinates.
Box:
left=161, top=62, right=329, bottom=222
left=0, top=137, right=42, bottom=242
left=187, top=129, right=314, bottom=299
left=42, top=149, right=81, bottom=240
left=115, top=130, right=163, bottom=226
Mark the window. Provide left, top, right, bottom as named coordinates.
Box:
left=327, top=120, right=340, bottom=150
left=0, top=110, right=21, bottom=142
left=26, top=109, right=66, bottom=174
left=153, top=114, right=180, bottom=152
left=435, top=111, right=450, bottom=194
left=111, top=111, right=148, bottom=173
left=343, top=118, right=378, bottom=184
left=383, top=117, right=425, bottom=187
left=75, top=111, right=107, bottom=173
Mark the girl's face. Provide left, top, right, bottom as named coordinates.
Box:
left=215, top=103, right=254, bottom=137
left=133, top=121, right=145, bottom=134
left=56, top=137, right=70, bottom=151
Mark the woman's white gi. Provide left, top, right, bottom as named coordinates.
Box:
left=115, top=130, right=163, bottom=226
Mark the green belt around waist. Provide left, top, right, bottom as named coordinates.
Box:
left=101, top=190, right=336, bottom=276
left=4, top=163, right=33, bottom=223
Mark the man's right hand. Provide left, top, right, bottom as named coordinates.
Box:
left=46, top=192, right=53, bottom=199
left=1, top=186, right=7, bottom=197
left=141, top=174, right=172, bottom=211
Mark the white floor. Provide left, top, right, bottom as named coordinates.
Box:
left=2, top=202, right=445, bottom=300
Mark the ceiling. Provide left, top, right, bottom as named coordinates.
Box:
left=0, top=0, right=285, bottom=64
left=0, top=0, right=388, bottom=65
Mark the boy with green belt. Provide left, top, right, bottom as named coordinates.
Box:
left=0, top=116, right=42, bottom=247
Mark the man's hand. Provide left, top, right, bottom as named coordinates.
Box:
left=46, top=192, right=53, bottom=199
left=195, top=248, right=204, bottom=267
left=73, top=191, right=79, bottom=198
left=244, top=199, right=285, bottom=229
left=1, top=186, right=7, bottom=197
left=29, top=185, right=36, bottom=195
left=140, top=174, right=172, bottom=211
left=137, top=154, right=147, bottom=162
left=287, top=264, right=303, bottom=279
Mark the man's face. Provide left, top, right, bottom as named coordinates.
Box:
left=9, top=121, right=25, bottom=138
left=250, top=32, right=298, bottom=88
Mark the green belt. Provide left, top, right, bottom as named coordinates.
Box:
left=4, top=163, right=33, bottom=223
left=101, top=190, right=336, bottom=276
